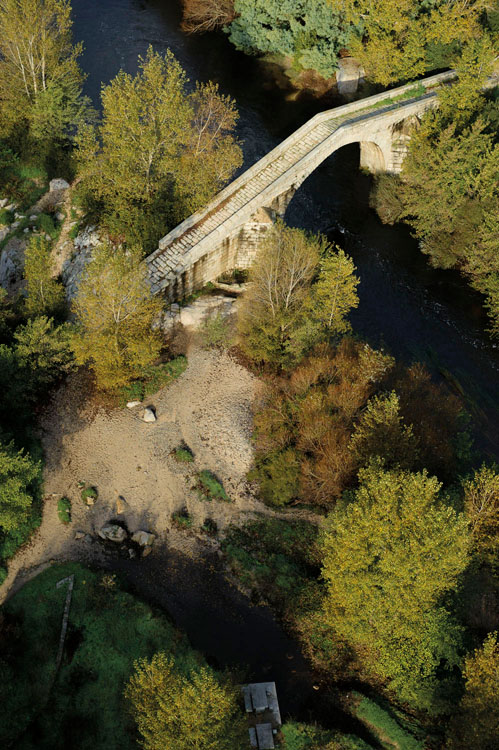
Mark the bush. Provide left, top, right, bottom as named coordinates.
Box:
left=69, top=222, right=80, bottom=240
left=199, top=312, right=233, bottom=349
left=0, top=565, right=7, bottom=585
left=57, top=496, right=71, bottom=524
left=369, top=173, right=406, bottom=225
left=173, top=445, right=194, bottom=463
left=200, top=518, right=218, bottom=536
left=81, top=486, right=98, bottom=504
left=251, top=449, right=300, bottom=507
left=196, top=470, right=229, bottom=501
left=118, top=357, right=188, bottom=406
left=37, top=212, right=57, bottom=239
left=0, top=209, right=13, bottom=226
left=172, top=509, right=193, bottom=529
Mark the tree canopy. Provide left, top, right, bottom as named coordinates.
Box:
left=228, top=0, right=349, bottom=79
left=125, top=652, right=247, bottom=750
left=0, top=0, right=90, bottom=162
left=238, top=222, right=359, bottom=369
left=76, top=47, right=242, bottom=251
left=320, top=464, right=470, bottom=708
left=0, top=441, right=39, bottom=534
left=71, top=242, right=163, bottom=391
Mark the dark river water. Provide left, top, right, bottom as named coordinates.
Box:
left=69, top=0, right=499, bottom=727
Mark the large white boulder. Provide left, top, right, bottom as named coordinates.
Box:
left=49, top=178, right=70, bottom=191
left=98, top=524, right=127, bottom=543
left=143, top=406, right=157, bottom=423
left=131, top=530, right=156, bottom=547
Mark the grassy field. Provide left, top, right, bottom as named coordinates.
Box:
left=0, top=563, right=204, bottom=749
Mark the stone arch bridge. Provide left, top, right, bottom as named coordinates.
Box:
left=146, top=70, right=454, bottom=299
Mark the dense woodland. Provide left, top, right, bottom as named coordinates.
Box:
left=0, top=0, right=498, bottom=749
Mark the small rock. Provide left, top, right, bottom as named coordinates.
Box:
left=126, top=400, right=141, bottom=409
left=74, top=531, right=85, bottom=540
left=143, top=406, right=156, bottom=423
left=23, top=228, right=29, bottom=233
left=85, top=495, right=96, bottom=507
left=128, top=548, right=137, bottom=559
left=56, top=212, right=65, bottom=222
left=98, top=524, right=127, bottom=543
left=5, top=204, right=15, bottom=212
left=49, top=178, right=70, bottom=191
left=84, top=534, right=93, bottom=543
left=45, top=233, right=52, bottom=241
left=131, top=530, right=156, bottom=547
left=14, top=212, right=24, bottom=220
left=142, top=546, right=152, bottom=557
left=116, top=495, right=128, bottom=514
left=0, top=198, right=8, bottom=208
left=29, top=214, right=38, bottom=221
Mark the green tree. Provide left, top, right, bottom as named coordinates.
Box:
left=125, top=652, right=246, bottom=750
left=328, top=0, right=487, bottom=85
left=0, top=0, right=90, bottom=159
left=447, top=633, right=499, bottom=749
left=228, top=0, right=349, bottom=79
left=14, top=316, right=74, bottom=395
left=24, top=235, right=65, bottom=317
left=72, top=241, right=163, bottom=391
left=321, top=464, right=470, bottom=709
left=313, top=248, right=359, bottom=334
left=76, top=47, right=241, bottom=250
left=0, top=441, right=39, bottom=533
left=238, top=223, right=359, bottom=369
left=463, top=464, right=499, bottom=568
left=350, top=391, right=419, bottom=470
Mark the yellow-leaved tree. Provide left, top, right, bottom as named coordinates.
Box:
left=72, top=241, right=162, bottom=391
left=447, top=632, right=499, bottom=749
left=328, top=0, right=487, bottom=85
left=320, top=464, right=470, bottom=709
left=125, top=652, right=247, bottom=750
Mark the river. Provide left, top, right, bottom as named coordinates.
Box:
left=69, top=0, right=499, bottom=727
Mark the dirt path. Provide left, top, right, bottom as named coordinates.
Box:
left=0, top=346, right=289, bottom=603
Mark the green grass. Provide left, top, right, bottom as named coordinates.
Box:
left=118, top=356, right=187, bottom=406
left=281, top=722, right=373, bottom=750
left=0, top=563, right=204, bottom=749
left=57, top=497, right=71, bottom=524
left=353, top=694, right=425, bottom=750
left=80, top=486, right=98, bottom=504
left=173, top=445, right=194, bottom=463
left=196, top=470, right=229, bottom=502
left=222, top=517, right=319, bottom=609
left=172, top=509, right=193, bottom=529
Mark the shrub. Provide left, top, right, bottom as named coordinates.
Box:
left=173, top=445, right=194, bottom=463
left=36, top=212, right=57, bottom=239
left=251, top=449, right=300, bottom=507
left=81, top=486, right=98, bottom=504
left=199, top=312, right=233, bottom=349
left=57, top=496, right=71, bottom=524
left=0, top=565, right=7, bottom=585
left=0, top=209, right=13, bottom=226
left=69, top=222, right=80, bottom=240
left=172, top=509, right=193, bottom=529
left=196, top=470, right=229, bottom=501
left=200, top=518, right=218, bottom=536
left=120, top=381, right=145, bottom=405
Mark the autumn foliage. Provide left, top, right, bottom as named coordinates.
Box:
left=252, top=339, right=465, bottom=508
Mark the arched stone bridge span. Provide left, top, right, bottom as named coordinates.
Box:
left=146, top=70, right=453, bottom=299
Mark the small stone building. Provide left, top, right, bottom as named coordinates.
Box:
left=242, top=682, right=281, bottom=749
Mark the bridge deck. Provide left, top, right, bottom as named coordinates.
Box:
left=146, top=71, right=457, bottom=295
